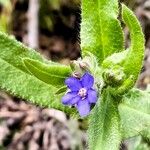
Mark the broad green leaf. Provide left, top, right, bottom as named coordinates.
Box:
left=119, top=88, right=150, bottom=140
left=81, top=0, right=124, bottom=64
left=122, top=5, right=145, bottom=83
left=0, top=32, right=45, bottom=73
left=88, top=89, right=121, bottom=150
left=0, top=32, right=77, bottom=116
left=23, top=58, right=72, bottom=87
left=102, top=50, right=129, bottom=69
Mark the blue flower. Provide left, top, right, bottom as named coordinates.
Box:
left=62, top=72, right=97, bottom=117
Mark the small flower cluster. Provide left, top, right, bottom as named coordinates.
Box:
left=62, top=72, right=97, bottom=117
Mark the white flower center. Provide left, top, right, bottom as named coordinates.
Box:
left=78, top=88, right=87, bottom=99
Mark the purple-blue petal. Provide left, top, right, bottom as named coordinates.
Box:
left=61, top=92, right=77, bottom=105
left=80, top=72, right=94, bottom=89
left=65, top=77, right=82, bottom=91
left=87, top=89, right=97, bottom=103
left=77, top=100, right=90, bottom=117
left=69, top=96, right=81, bottom=105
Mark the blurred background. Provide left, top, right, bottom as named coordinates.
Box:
left=0, top=0, right=150, bottom=149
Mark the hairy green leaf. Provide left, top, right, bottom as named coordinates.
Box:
left=102, top=50, right=129, bottom=69
left=23, top=58, right=72, bottom=87
left=122, top=5, right=145, bottom=83
left=0, top=32, right=45, bottom=73
left=88, top=89, right=121, bottom=150
left=102, top=5, right=145, bottom=94
left=81, top=0, right=124, bottom=63
left=119, top=88, right=150, bottom=139
left=0, top=32, right=77, bottom=116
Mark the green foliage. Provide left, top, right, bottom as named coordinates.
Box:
left=122, top=4, right=145, bottom=86
left=84, top=2, right=147, bottom=150
left=55, top=86, right=67, bottom=95
left=0, top=32, right=44, bottom=72
left=0, top=0, right=149, bottom=150
left=0, top=32, right=77, bottom=116
left=102, top=50, right=129, bottom=69
left=88, top=89, right=121, bottom=150
left=88, top=87, right=150, bottom=150
left=23, top=58, right=72, bottom=87
left=119, top=88, right=150, bottom=139
left=81, top=0, right=124, bottom=64
left=101, top=4, right=144, bottom=93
